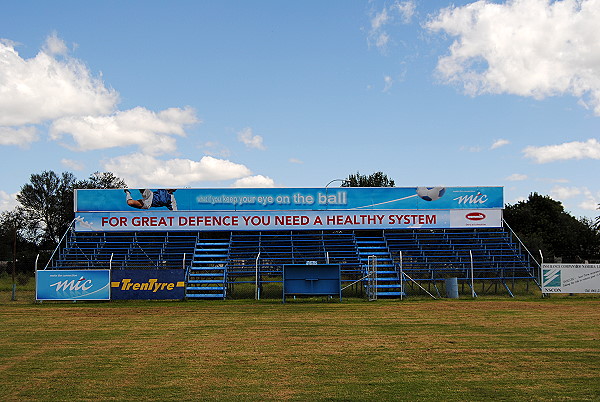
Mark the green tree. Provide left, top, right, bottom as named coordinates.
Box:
left=342, top=171, right=395, bottom=187
left=0, top=208, right=39, bottom=275
left=16, top=170, right=127, bottom=246
left=76, top=171, right=127, bottom=189
left=504, top=193, right=600, bottom=262
left=17, top=171, right=76, bottom=245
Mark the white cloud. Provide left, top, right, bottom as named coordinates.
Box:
left=103, top=153, right=252, bottom=187
left=508, top=196, right=528, bottom=205
left=505, top=173, right=527, bottom=181
left=0, top=190, right=18, bottom=212
left=368, top=1, right=416, bottom=51
left=394, top=1, right=416, bottom=24
left=538, top=177, right=570, bottom=183
left=0, top=126, right=38, bottom=147
left=61, top=158, right=85, bottom=171
left=523, top=138, right=600, bottom=163
left=0, top=34, right=118, bottom=127
left=426, top=0, right=600, bottom=115
left=578, top=193, right=600, bottom=211
left=50, top=106, right=198, bottom=154
left=460, top=145, right=482, bottom=152
left=491, top=138, right=510, bottom=149
left=371, top=5, right=390, bottom=31
left=550, top=185, right=581, bottom=200
left=289, top=158, right=304, bottom=164
left=551, top=185, right=599, bottom=212
left=231, top=175, right=276, bottom=188
left=0, top=34, right=202, bottom=155
left=237, top=127, right=266, bottom=150
left=203, top=141, right=231, bottom=158
left=383, top=75, right=394, bottom=92
left=43, top=32, right=68, bottom=55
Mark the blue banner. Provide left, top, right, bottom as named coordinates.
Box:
left=110, top=269, right=186, bottom=300
left=76, top=187, right=503, bottom=212
left=36, top=270, right=110, bottom=301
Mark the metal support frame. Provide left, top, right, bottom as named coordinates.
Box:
left=255, top=252, right=261, bottom=300
left=367, top=255, right=377, bottom=301
left=399, top=250, right=403, bottom=301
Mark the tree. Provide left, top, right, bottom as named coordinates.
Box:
left=504, top=193, right=600, bottom=263
left=17, top=171, right=76, bottom=245
left=0, top=208, right=39, bottom=275
left=342, top=171, right=395, bottom=187
left=16, top=170, right=127, bottom=246
left=76, top=171, right=127, bottom=189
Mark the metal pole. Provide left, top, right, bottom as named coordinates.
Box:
left=399, top=250, right=403, bottom=301
left=11, top=226, right=16, bottom=301
left=110, top=253, right=114, bottom=270
left=255, top=252, right=261, bottom=300
left=182, top=253, right=186, bottom=270
left=470, top=250, right=475, bottom=298
left=539, top=249, right=544, bottom=298
left=324, top=179, right=349, bottom=210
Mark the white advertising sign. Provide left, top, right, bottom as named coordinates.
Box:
left=449, top=209, right=503, bottom=228
left=542, top=264, right=600, bottom=293
left=74, top=209, right=502, bottom=232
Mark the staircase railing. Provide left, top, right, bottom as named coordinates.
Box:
left=43, top=219, right=77, bottom=270
left=502, top=218, right=541, bottom=286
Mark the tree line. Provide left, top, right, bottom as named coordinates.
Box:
left=0, top=170, right=598, bottom=276
left=1, top=171, right=126, bottom=273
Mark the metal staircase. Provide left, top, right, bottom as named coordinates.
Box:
left=355, top=233, right=404, bottom=298
left=186, top=237, right=229, bottom=299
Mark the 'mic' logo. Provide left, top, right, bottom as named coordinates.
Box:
left=453, top=193, right=488, bottom=205
left=51, top=276, right=93, bottom=292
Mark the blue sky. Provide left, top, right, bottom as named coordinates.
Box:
left=0, top=0, right=599, bottom=219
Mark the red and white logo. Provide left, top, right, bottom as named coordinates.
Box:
left=465, top=212, right=486, bottom=221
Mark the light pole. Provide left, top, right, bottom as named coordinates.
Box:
left=324, top=179, right=349, bottom=210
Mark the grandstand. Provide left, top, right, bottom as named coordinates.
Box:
left=39, top=186, right=541, bottom=300
left=47, top=225, right=539, bottom=299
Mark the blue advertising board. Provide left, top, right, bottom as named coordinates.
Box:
left=75, top=187, right=503, bottom=212
left=110, top=269, right=186, bottom=300
left=283, top=264, right=342, bottom=302
left=36, top=270, right=110, bottom=301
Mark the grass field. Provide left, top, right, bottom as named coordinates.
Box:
left=1, top=279, right=599, bottom=401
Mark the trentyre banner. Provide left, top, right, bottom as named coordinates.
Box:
left=110, top=269, right=186, bottom=300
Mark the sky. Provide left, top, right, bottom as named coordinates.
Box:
left=0, top=0, right=599, bottom=220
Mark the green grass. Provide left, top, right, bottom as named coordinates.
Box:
left=1, top=284, right=599, bottom=401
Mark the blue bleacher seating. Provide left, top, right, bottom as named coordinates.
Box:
left=48, top=227, right=538, bottom=299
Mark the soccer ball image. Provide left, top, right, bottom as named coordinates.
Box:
left=416, top=186, right=446, bottom=201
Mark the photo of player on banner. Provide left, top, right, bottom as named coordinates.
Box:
left=124, top=189, right=177, bottom=211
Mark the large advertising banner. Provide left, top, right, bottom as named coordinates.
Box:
left=36, top=270, right=110, bottom=301
left=75, top=187, right=503, bottom=212
left=542, top=264, right=600, bottom=293
left=75, top=209, right=502, bottom=232
left=110, top=269, right=186, bottom=300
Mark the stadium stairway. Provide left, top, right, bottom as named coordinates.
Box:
left=186, top=237, right=229, bottom=299
left=355, top=232, right=404, bottom=298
